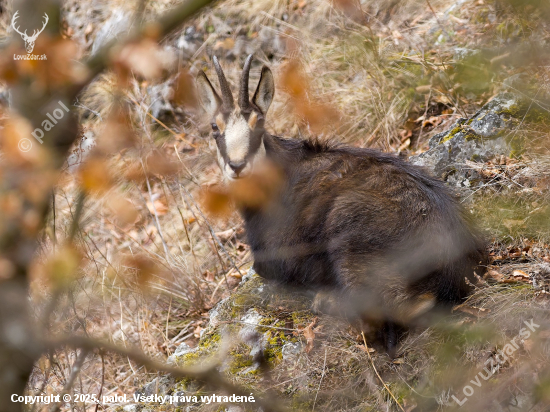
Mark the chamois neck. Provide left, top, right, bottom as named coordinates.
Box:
left=263, top=133, right=308, bottom=171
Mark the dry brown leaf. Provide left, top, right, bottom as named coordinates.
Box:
left=279, top=60, right=340, bottom=133
left=422, top=116, right=442, bottom=128
left=398, top=138, right=411, bottom=152
left=115, top=38, right=175, bottom=81
left=215, top=228, right=235, bottom=242
left=123, top=254, right=160, bottom=288
left=97, top=110, right=136, bottom=154
left=0, top=114, right=50, bottom=166
left=356, top=344, right=375, bottom=354
left=79, top=157, right=113, bottom=193
left=146, top=198, right=168, bottom=216
left=145, top=152, right=179, bottom=177
left=0, top=256, right=15, bottom=280
left=453, top=303, right=490, bottom=318
left=399, top=129, right=412, bottom=141
left=123, top=159, right=146, bottom=183
left=193, top=325, right=204, bottom=338
left=485, top=269, right=505, bottom=282
left=106, top=193, right=140, bottom=227
left=229, top=161, right=284, bottom=210
left=213, top=38, right=235, bottom=51
left=332, top=0, right=363, bottom=19
left=201, top=186, right=232, bottom=218
left=44, top=245, right=82, bottom=287
left=173, top=70, right=198, bottom=109
left=203, top=270, right=215, bottom=282
left=301, top=317, right=317, bottom=353
left=512, top=269, right=530, bottom=279
left=480, top=168, right=500, bottom=178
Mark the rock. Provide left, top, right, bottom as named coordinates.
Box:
left=281, top=341, right=303, bottom=362
left=167, top=343, right=197, bottom=365
left=138, top=376, right=174, bottom=398
left=154, top=270, right=319, bottom=405
left=176, top=26, right=204, bottom=60
left=410, top=93, right=527, bottom=189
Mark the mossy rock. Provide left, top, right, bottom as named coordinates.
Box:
left=163, top=269, right=314, bottom=407
left=410, top=92, right=548, bottom=190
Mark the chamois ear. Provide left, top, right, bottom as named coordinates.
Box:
left=196, top=71, right=222, bottom=117
left=252, top=66, right=274, bottom=115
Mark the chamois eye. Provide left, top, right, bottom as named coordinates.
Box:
left=211, top=123, right=219, bottom=132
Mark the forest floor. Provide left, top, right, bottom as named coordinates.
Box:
left=1, top=0, right=550, bottom=410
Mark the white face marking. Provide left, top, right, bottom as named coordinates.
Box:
left=225, top=113, right=250, bottom=163
left=218, top=139, right=266, bottom=182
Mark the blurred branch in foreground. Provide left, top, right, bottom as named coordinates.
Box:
left=47, top=335, right=284, bottom=412
left=0, top=1, right=269, bottom=411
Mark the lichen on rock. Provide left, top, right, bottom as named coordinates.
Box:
left=409, top=92, right=543, bottom=189
left=164, top=268, right=314, bottom=404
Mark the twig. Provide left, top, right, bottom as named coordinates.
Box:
left=73, top=98, right=103, bottom=121
left=177, top=185, right=230, bottom=285
left=361, top=332, right=405, bottom=412
left=84, top=0, right=218, bottom=82
left=49, top=349, right=89, bottom=412
left=426, top=0, right=449, bottom=39
left=0, top=0, right=218, bottom=408
left=68, top=191, right=86, bottom=243
left=416, top=88, right=432, bottom=146
left=179, top=184, right=243, bottom=279
left=141, top=160, right=175, bottom=265
left=94, top=352, right=105, bottom=412
left=51, top=190, right=57, bottom=249
left=311, top=348, right=327, bottom=411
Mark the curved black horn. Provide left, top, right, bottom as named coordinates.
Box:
left=213, top=56, right=234, bottom=111
left=239, top=54, right=253, bottom=110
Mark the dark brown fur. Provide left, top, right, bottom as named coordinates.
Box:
left=243, top=135, right=487, bottom=353
left=196, top=57, right=487, bottom=355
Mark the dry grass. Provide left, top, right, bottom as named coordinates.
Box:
left=0, top=0, right=549, bottom=410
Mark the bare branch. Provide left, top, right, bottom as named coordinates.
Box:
left=47, top=336, right=286, bottom=412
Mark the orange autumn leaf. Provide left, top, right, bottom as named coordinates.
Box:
left=79, top=157, right=113, bottom=193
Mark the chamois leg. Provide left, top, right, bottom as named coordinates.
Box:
left=382, top=320, right=399, bottom=358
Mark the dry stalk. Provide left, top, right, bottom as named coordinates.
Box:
left=361, top=332, right=405, bottom=412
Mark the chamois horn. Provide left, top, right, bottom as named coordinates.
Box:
left=239, top=54, right=253, bottom=111
left=213, top=56, right=234, bottom=111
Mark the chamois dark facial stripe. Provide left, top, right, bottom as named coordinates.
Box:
left=215, top=123, right=264, bottom=165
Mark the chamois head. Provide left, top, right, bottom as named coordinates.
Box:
left=196, top=55, right=274, bottom=181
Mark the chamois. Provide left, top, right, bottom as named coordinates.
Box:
left=196, top=55, right=487, bottom=355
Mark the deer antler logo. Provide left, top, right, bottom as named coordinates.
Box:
left=11, top=11, right=49, bottom=54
